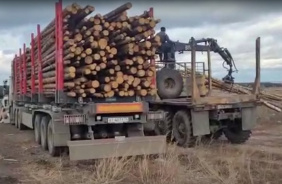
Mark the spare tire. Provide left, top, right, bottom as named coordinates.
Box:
left=156, top=68, right=183, bottom=99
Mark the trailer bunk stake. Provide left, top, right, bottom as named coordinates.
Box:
left=31, top=33, right=36, bottom=100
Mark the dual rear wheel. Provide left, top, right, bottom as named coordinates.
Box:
left=34, top=114, right=61, bottom=157
left=14, top=109, right=26, bottom=130
left=11, top=109, right=61, bottom=157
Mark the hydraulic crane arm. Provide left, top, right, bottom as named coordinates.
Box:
left=172, top=38, right=238, bottom=83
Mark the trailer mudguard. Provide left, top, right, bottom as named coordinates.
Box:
left=191, top=110, right=210, bottom=136
left=22, top=112, right=33, bottom=129
left=51, top=113, right=71, bottom=147
left=242, top=107, right=257, bottom=130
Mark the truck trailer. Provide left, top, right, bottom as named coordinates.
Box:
left=8, top=0, right=261, bottom=161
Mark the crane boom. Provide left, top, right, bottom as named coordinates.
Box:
left=159, top=38, right=238, bottom=83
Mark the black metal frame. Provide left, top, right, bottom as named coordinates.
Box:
left=189, top=37, right=261, bottom=103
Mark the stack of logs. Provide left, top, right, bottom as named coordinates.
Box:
left=21, top=2, right=161, bottom=99
left=177, top=68, right=282, bottom=112
left=25, top=48, right=32, bottom=95
left=13, top=56, right=21, bottom=96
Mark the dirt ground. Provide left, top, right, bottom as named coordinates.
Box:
left=1, top=94, right=282, bottom=183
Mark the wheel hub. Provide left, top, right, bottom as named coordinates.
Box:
left=164, top=78, right=175, bottom=89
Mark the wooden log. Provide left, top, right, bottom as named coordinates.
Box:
left=85, top=80, right=100, bottom=88
left=98, top=38, right=108, bottom=49
left=103, top=3, right=132, bottom=20
left=137, top=89, right=147, bottom=96
left=42, top=60, right=72, bottom=72
left=43, top=82, right=75, bottom=89
left=42, top=67, right=75, bottom=78
left=99, top=84, right=111, bottom=92
left=74, top=5, right=95, bottom=24
left=134, top=69, right=145, bottom=77
left=104, top=91, right=115, bottom=98
left=67, top=92, right=77, bottom=97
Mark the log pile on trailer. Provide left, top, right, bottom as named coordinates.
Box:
left=25, top=48, right=32, bottom=95
left=13, top=56, right=21, bottom=97
left=15, top=2, right=160, bottom=101
left=19, top=3, right=160, bottom=98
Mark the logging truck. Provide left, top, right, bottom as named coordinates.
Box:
left=7, top=0, right=261, bottom=161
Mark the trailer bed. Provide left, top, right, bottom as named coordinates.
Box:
left=149, top=97, right=193, bottom=106
left=148, top=92, right=259, bottom=109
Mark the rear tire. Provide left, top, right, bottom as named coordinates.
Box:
left=15, top=110, right=19, bottom=128
left=172, top=110, right=195, bottom=147
left=17, top=110, right=25, bottom=130
left=10, top=108, right=15, bottom=125
left=154, top=111, right=174, bottom=142
left=205, top=129, right=223, bottom=140
left=40, top=116, right=49, bottom=150
left=13, top=110, right=17, bottom=127
left=34, top=114, right=42, bottom=144
left=156, top=68, right=183, bottom=99
left=223, top=127, right=251, bottom=144
left=9, top=106, right=14, bottom=125
left=47, top=119, right=61, bottom=157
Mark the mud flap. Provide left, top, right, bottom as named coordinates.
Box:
left=191, top=110, right=210, bottom=136
left=67, top=135, right=167, bottom=161
left=242, top=107, right=257, bottom=130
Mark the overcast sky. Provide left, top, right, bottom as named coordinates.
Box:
left=0, top=0, right=282, bottom=83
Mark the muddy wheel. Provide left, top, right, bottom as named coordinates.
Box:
left=40, top=116, right=49, bottom=150
left=16, top=111, right=19, bottom=129
left=16, top=110, right=20, bottom=129
left=13, top=110, right=17, bottom=127
left=172, top=110, right=195, bottom=147
left=16, top=110, right=25, bottom=130
left=223, top=126, right=251, bottom=144
left=47, top=119, right=61, bottom=157
left=34, top=114, right=42, bottom=144
left=205, top=130, right=223, bottom=140
left=10, top=109, right=15, bottom=125
left=156, top=68, right=183, bottom=99
left=9, top=106, right=14, bottom=125
left=154, top=111, right=174, bottom=142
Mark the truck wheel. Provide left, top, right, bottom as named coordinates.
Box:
left=172, top=110, right=195, bottom=147
left=154, top=111, right=174, bottom=142
left=34, top=114, right=42, bottom=144
left=156, top=68, right=183, bottom=99
left=40, top=116, right=49, bottom=150
left=17, top=110, right=25, bottom=130
left=205, top=130, right=223, bottom=140
left=10, top=109, right=15, bottom=125
left=16, top=110, right=20, bottom=128
left=9, top=106, right=13, bottom=125
left=47, top=119, right=60, bottom=157
left=223, top=127, right=251, bottom=144
left=14, top=110, right=18, bottom=127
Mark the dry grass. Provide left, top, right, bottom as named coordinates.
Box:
left=22, top=142, right=282, bottom=184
